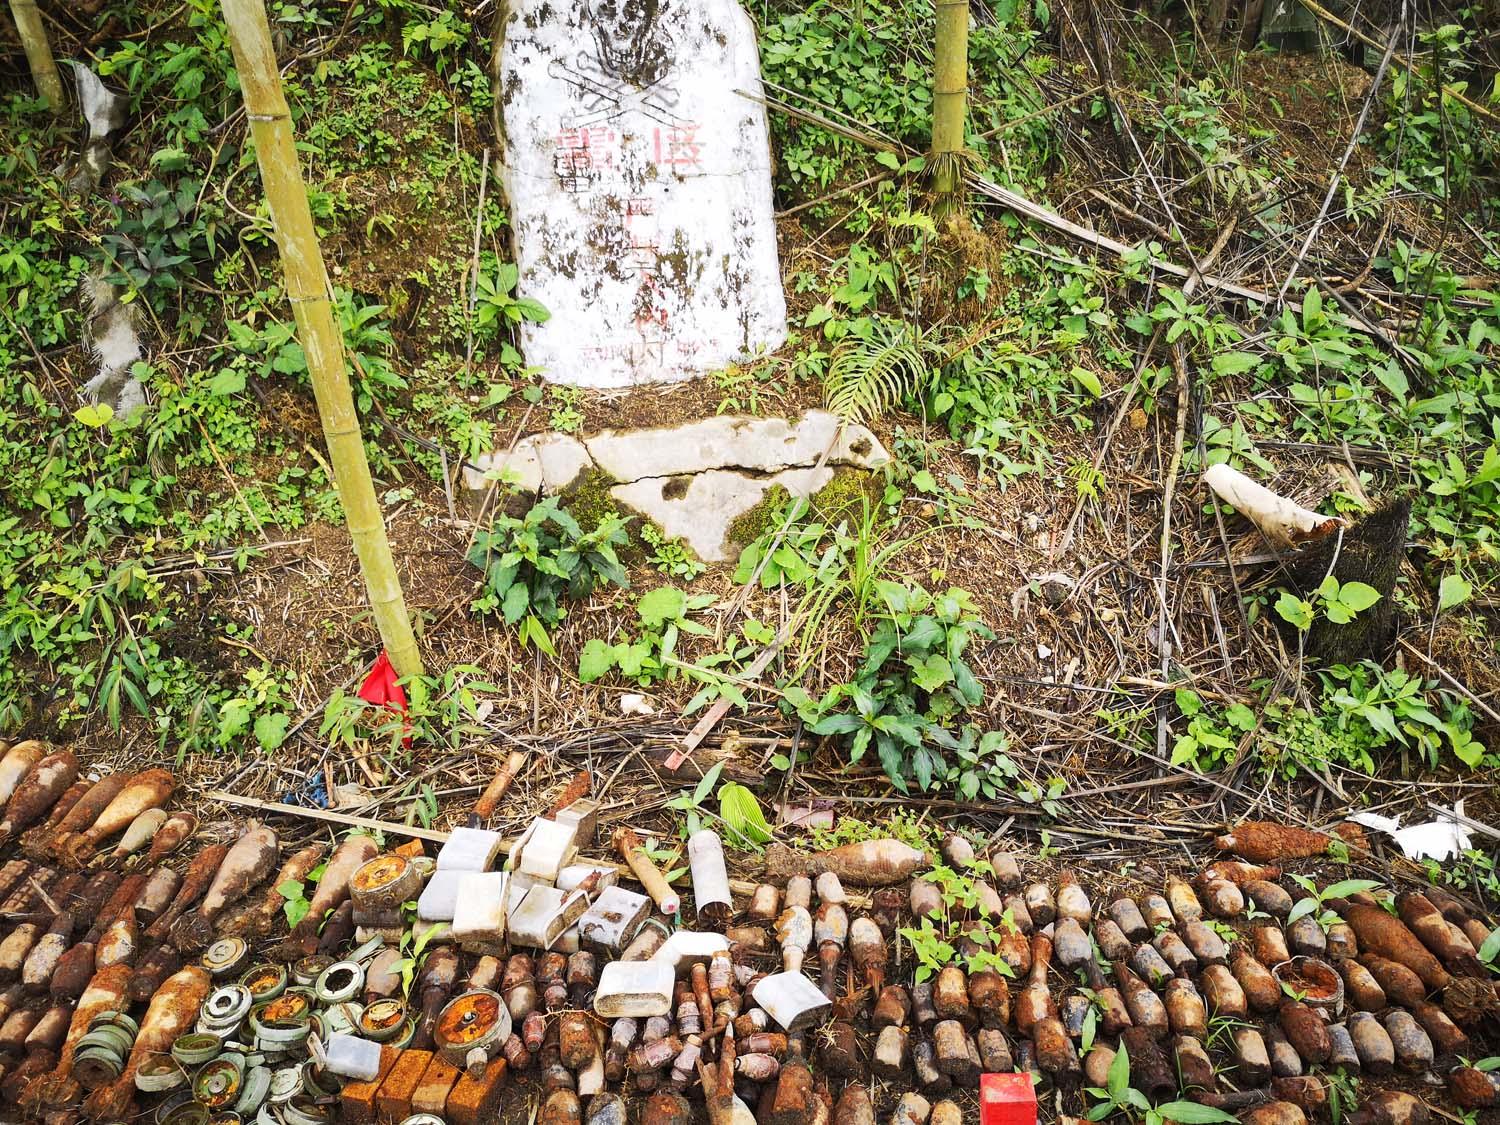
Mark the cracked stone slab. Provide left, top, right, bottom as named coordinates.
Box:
left=496, top=0, right=786, bottom=387
left=610, top=467, right=833, bottom=561
left=463, top=431, right=592, bottom=495
left=585, top=409, right=887, bottom=480
left=463, top=410, right=887, bottom=497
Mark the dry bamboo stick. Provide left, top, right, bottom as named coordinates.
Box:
left=220, top=0, right=423, bottom=678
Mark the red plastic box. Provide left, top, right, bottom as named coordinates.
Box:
left=981, top=1071, right=1038, bottom=1125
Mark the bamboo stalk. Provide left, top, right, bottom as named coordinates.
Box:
left=9, top=0, right=65, bottom=111
left=929, top=0, right=969, bottom=201
left=220, top=0, right=423, bottom=678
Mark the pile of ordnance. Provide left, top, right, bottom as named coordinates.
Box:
left=0, top=738, right=1495, bottom=1125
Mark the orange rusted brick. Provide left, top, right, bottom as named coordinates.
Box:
left=340, top=1045, right=403, bottom=1125
left=375, top=1048, right=433, bottom=1124
left=411, top=1054, right=462, bottom=1116
left=445, top=1057, right=509, bottom=1125
left=394, top=839, right=426, bottom=859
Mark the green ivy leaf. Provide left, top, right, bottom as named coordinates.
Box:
left=1439, top=573, right=1472, bottom=613
left=1070, top=364, right=1103, bottom=398
left=1210, top=351, right=1259, bottom=376
left=719, top=782, right=773, bottom=847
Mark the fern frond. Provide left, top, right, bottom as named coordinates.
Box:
left=824, top=319, right=933, bottom=425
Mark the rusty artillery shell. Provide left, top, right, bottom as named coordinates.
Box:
left=1176, top=1034, right=1217, bottom=1094
left=747, top=883, right=780, bottom=923
left=968, top=970, right=1009, bottom=1028
left=1181, top=921, right=1228, bottom=966
left=1266, top=1025, right=1304, bottom=1076
left=502, top=953, right=538, bottom=1022
left=1338, top=958, right=1386, bottom=1011
left=559, top=1010, right=599, bottom=1069
left=1239, top=1103, right=1308, bottom=1125
left=1347, top=1091, right=1430, bottom=1125
left=990, top=853, right=1022, bottom=891
left=833, top=1085, right=876, bottom=1125
left=1327, top=1022, right=1360, bottom=1070
left=872, top=1024, right=908, bottom=1079
left=932, top=966, right=971, bottom=1026
left=1002, top=893, right=1032, bottom=935
left=1052, top=917, right=1092, bottom=970
left=1412, top=999, right=1468, bottom=1056
left=1112, top=960, right=1167, bottom=1037
left=1233, top=1026, right=1272, bottom=1084
left=1093, top=918, right=1132, bottom=961
left=1245, top=880, right=1294, bottom=918
left=1130, top=941, right=1175, bottom=987
left=1083, top=1042, right=1115, bottom=1088
left=909, top=979, right=938, bottom=1029
left=1023, top=882, right=1055, bottom=927
left=1348, top=1011, right=1395, bottom=1074
left=1448, top=1066, right=1500, bottom=1109
left=1360, top=954, right=1426, bottom=1008
left=1383, top=1010, right=1433, bottom=1073
left=1059, top=992, right=1091, bottom=1037
left=783, top=876, right=812, bottom=911
left=906, top=1038, right=942, bottom=1098
left=1253, top=924, right=1291, bottom=965
left=1197, top=876, right=1245, bottom=919
left=1326, top=922, right=1358, bottom=960
left=1165, top=978, right=1208, bottom=1037
left=1165, top=877, right=1204, bottom=924
left=1272, top=1076, right=1328, bottom=1118
left=1120, top=1026, right=1174, bottom=1097
left=1278, top=999, right=1330, bottom=1065
left=933, top=1020, right=979, bottom=1086
left=977, top=1028, right=1012, bottom=1073
left=1033, top=1015, right=1079, bottom=1085
left=1231, top=948, right=1282, bottom=1012
left=1199, top=963, right=1246, bottom=1018
left=738, top=1051, right=782, bottom=1082
left=872, top=984, right=910, bottom=1029
left=1286, top=915, right=1327, bottom=959
left=1107, top=898, right=1149, bottom=941
left=1057, top=871, right=1092, bottom=923
left=1154, top=929, right=1199, bottom=977
left=1141, top=894, right=1174, bottom=930
left=522, top=1008, right=547, bottom=1054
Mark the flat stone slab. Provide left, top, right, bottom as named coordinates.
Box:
left=496, top=0, right=786, bottom=387
left=611, top=466, right=833, bottom=561
left=463, top=411, right=888, bottom=561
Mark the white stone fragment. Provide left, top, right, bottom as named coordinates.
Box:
left=753, top=970, right=834, bottom=1031
left=323, top=1033, right=384, bottom=1081
left=651, top=930, right=730, bottom=973
left=450, top=873, right=507, bottom=945
left=496, top=0, right=787, bottom=387
left=595, top=960, right=675, bottom=1018
left=514, top=817, right=579, bottom=883
left=578, top=885, right=651, bottom=951
left=418, top=869, right=466, bottom=922
left=612, top=467, right=833, bottom=562
left=437, top=827, right=505, bottom=872
left=508, top=885, right=589, bottom=950
left=587, top=411, right=888, bottom=480
left=557, top=863, right=618, bottom=893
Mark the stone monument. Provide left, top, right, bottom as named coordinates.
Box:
left=494, top=0, right=787, bottom=387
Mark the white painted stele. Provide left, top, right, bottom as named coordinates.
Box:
left=496, top=0, right=787, bottom=386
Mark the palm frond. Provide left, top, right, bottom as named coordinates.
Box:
left=824, top=319, right=935, bottom=425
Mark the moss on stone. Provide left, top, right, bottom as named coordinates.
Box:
left=810, top=467, right=879, bottom=524
left=562, top=467, right=622, bottom=534
left=726, top=483, right=791, bottom=546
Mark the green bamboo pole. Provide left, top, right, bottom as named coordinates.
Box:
left=929, top=0, right=970, bottom=207
left=220, top=0, right=424, bottom=679
left=9, top=0, right=65, bottom=111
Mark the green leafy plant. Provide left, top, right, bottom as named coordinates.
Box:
left=577, top=586, right=716, bottom=686
left=1085, top=1042, right=1236, bottom=1124
left=642, top=524, right=705, bottom=580
left=1275, top=576, right=1383, bottom=632
left=1287, top=876, right=1383, bottom=934
left=467, top=497, right=631, bottom=652
left=786, top=581, right=995, bottom=792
